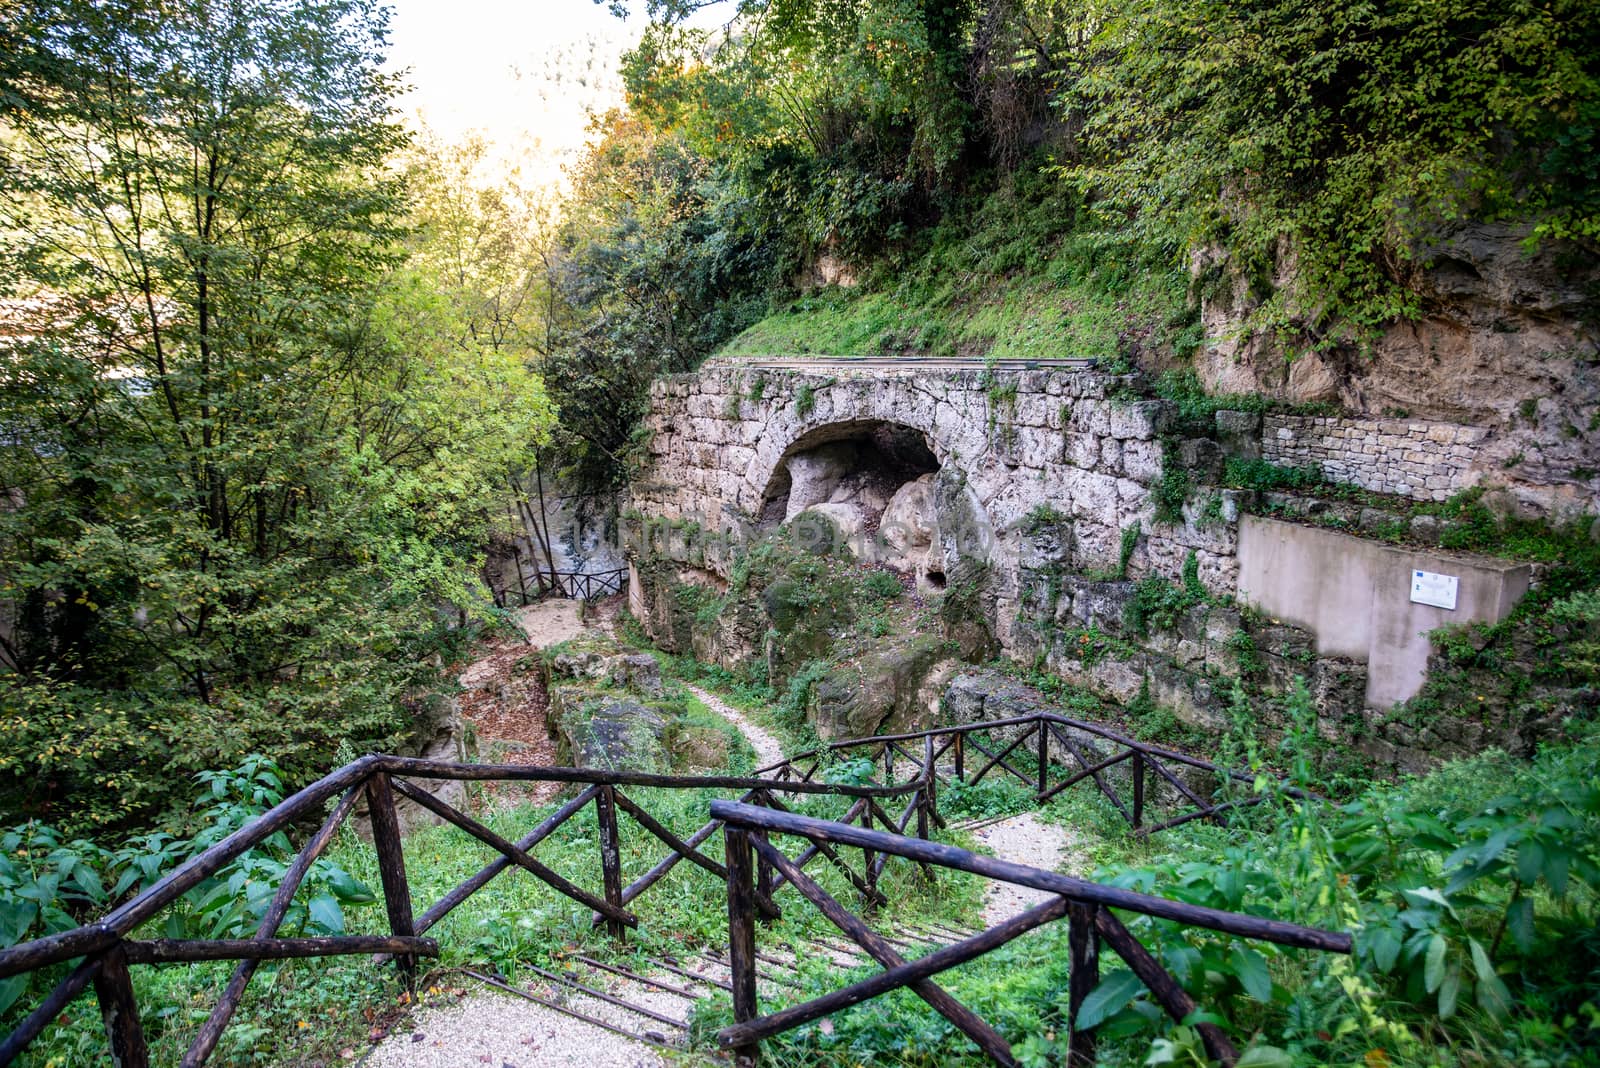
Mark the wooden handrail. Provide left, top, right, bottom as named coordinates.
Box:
left=2, top=700, right=1318, bottom=1068
left=529, top=567, right=629, bottom=602
left=754, top=709, right=1312, bottom=797
left=710, top=801, right=1352, bottom=953
left=714, top=800, right=1352, bottom=1068
left=0, top=754, right=928, bottom=1068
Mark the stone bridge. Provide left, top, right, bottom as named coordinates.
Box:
left=628, top=356, right=1240, bottom=641
left=628, top=355, right=1531, bottom=738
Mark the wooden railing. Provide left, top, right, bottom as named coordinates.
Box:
left=530, top=567, right=628, bottom=601
left=716, top=801, right=1352, bottom=1068
left=0, top=756, right=919, bottom=1068
left=0, top=715, right=1318, bottom=1067
left=757, top=710, right=1312, bottom=835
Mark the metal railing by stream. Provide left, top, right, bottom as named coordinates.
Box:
left=0, top=725, right=1339, bottom=1068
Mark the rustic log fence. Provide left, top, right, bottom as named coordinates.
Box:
left=0, top=756, right=921, bottom=1068
left=757, top=709, right=1313, bottom=834
left=1, top=717, right=1322, bottom=1067
left=529, top=567, right=628, bottom=601
left=715, top=800, right=1352, bottom=1068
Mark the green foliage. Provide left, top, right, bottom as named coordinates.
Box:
left=540, top=110, right=786, bottom=496
left=0, top=0, right=555, bottom=831
left=1151, top=465, right=1192, bottom=527
left=1074, top=731, right=1600, bottom=1067
left=1075, top=0, right=1600, bottom=340
left=1117, top=523, right=1142, bottom=580
left=0, top=756, right=374, bottom=1020
left=939, top=776, right=1034, bottom=822
left=775, top=659, right=830, bottom=741
left=1125, top=576, right=1208, bottom=638
left=1223, top=458, right=1329, bottom=494
left=861, top=569, right=905, bottom=601
left=725, top=174, right=1194, bottom=362
left=1022, top=503, right=1068, bottom=536
left=795, top=383, right=818, bottom=417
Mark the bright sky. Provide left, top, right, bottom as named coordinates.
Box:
left=384, top=0, right=736, bottom=185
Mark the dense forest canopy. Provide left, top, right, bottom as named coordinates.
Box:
left=1, top=0, right=1595, bottom=823
left=0, top=0, right=554, bottom=830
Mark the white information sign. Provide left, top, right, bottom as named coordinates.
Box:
left=1410, top=569, right=1459, bottom=611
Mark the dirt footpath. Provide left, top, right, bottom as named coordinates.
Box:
left=453, top=599, right=587, bottom=805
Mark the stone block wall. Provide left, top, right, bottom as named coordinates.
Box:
left=628, top=359, right=1550, bottom=776
left=1261, top=414, right=1489, bottom=502
left=629, top=362, right=1233, bottom=597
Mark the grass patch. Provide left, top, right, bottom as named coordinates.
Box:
left=721, top=177, right=1192, bottom=362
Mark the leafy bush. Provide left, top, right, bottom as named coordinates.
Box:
left=1124, top=576, right=1208, bottom=637
left=861, top=570, right=904, bottom=601
left=941, top=776, right=1034, bottom=822
left=1223, top=458, right=1328, bottom=493
left=0, top=756, right=375, bottom=1018
left=1073, top=731, right=1600, bottom=1066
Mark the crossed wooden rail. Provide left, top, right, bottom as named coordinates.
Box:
left=0, top=756, right=918, bottom=1068
left=715, top=801, right=1352, bottom=1068
left=1, top=715, right=1316, bottom=1068
left=757, top=710, right=1313, bottom=834
left=531, top=567, right=628, bottom=601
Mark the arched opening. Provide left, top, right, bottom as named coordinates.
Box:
left=758, top=420, right=946, bottom=593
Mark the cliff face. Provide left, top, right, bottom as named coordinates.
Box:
left=1193, top=223, right=1600, bottom=518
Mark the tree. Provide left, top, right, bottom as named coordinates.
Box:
left=0, top=0, right=553, bottom=831
left=1072, top=0, right=1600, bottom=337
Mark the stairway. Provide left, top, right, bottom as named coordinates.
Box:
left=365, top=921, right=979, bottom=1067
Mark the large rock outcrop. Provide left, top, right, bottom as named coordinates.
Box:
left=1192, top=223, right=1600, bottom=517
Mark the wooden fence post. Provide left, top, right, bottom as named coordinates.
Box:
left=595, top=786, right=626, bottom=942
left=366, top=773, right=417, bottom=990
left=93, top=944, right=148, bottom=1068
left=1132, top=752, right=1145, bottom=830
left=1066, top=903, right=1100, bottom=1067
left=724, top=828, right=760, bottom=1067
left=954, top=732, right=965, bottom=782
left=860, top=804, right=878, bottom=910
left=1037, top=723, right=1050, bottom=798
left=752, top=793, right=775, bottom=918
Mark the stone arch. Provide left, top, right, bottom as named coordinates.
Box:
left=737, top=382, right=981, bottom=516
left=754, top=419, right=940, bottom=523
left=745, top=415, right=996, bottom=595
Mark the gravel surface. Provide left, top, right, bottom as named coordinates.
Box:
left=969, top=813, right=1079, bottom=925
left=362, top=988, right=667, bottom=1068
left=685, top=684, right=786, bottom=770
left=515, top=599, right=586, bottom=646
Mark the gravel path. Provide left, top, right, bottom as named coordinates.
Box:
left=362, top=988, right=668, bottom=1068
left=969, top=813, right=1079, bottom=925
left=685, top=684, right=786, bottom=770
left=515, top=598, right=586, bottom=646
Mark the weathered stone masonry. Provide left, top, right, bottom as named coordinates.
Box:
left=630, top=359, right=1539, bottom=772
left=629, top=360, right=1238, bottom=608
left=1261, top=414, right=1489, bottom=502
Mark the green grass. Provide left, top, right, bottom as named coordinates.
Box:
left=720, top=181, right=1194, bottom=363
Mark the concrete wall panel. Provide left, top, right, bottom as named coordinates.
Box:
left=1238, top=516, right=1529, bottom=708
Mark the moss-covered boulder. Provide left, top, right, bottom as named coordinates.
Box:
left=554, top=696, right=671, bottom=770
left=809, top=635, right=950, bottom=740
left=543, top=633, right=747, bottom=773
